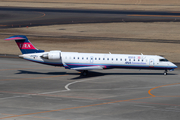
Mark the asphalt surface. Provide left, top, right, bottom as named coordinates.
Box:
left=1, top=7, right=180, bottom=28
left=0, top=57, right=180, bottom=120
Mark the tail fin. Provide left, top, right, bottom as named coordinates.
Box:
left=5, top=35, right=44, bottom=54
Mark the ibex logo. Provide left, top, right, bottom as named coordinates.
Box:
left=17, top=42, right=35, bottom=49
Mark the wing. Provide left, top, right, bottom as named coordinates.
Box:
left=71, top=66, right=104, bottom=70
left=64, top=63, right=105, bottom=70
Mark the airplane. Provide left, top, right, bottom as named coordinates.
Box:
left=5, top=35, right=177, bottom=76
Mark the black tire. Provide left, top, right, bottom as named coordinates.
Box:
left=81, top=70, right=88, bottom=76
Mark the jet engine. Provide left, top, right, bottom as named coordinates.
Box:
left=41, top=51, right=61, bottom=60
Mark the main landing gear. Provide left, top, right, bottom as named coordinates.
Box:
left=81, top=70, right=88, bottom=76
left=164, top=69, right=168, bottom=76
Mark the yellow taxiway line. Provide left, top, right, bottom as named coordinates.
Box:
left=148, top=83, right=180, bottom=97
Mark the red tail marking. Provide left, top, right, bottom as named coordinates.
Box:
left=17, top=42, right=36, bottom=49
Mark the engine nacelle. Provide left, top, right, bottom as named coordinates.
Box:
left=42, top=51, right=61, bottom=60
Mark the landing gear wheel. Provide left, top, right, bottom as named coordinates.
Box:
left=81, top=70, right=88, bottom=76
left=164, top=70, right=167, bottom=76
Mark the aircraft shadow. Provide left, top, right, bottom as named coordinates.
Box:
left=16, top=70, right=177, bottom=80
left=70, top=71, right=177, bottom=79
left=16, top=70, right=68, bottom=75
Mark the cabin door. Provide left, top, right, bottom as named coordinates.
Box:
left=149, top=59, right=154, bottom=65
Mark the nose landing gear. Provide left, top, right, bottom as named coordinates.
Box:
left=164, top=69, right=167, bottom=75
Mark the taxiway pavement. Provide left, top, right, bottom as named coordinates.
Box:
left=1, top=7, right=180, bottom=28
left=0, top=57, right=180, bottom=120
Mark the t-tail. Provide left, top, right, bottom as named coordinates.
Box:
left=5, top=35, right=44, bottom=54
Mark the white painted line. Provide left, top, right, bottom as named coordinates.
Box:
left=65, top=78, right=100, bottom=91
left=0, top=95, right=25, bottom=100
left=153, top=109, right=180, bottom=112
left=35, top=90, right=69, bottom=95
left=0, top=90, right=68, bottom=100
left=64, top=86, right=156, bottom=92
left=45, top=97, right=62, bottom=100
left=0, top=78, right=100, bottom=100
left=134, top=104, right=155, bottom=108
left=71, top=100, right=94, bottom=103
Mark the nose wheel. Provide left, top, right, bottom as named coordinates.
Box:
left=164, top=70, right=167, bottom=75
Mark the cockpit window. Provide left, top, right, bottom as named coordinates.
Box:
left=159, top=59, right=169, bottom=62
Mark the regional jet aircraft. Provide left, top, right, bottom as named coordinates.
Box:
left=5, top=35, right=177, bottom=76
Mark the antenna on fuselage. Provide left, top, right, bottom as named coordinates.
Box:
left=141, top=53, right=146, bottom=59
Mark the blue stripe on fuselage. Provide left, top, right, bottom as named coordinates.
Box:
left=66, top=63, right=176, bottom=70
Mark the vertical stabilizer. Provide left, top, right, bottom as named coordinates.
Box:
left=5, top=35, right=44, bottom=54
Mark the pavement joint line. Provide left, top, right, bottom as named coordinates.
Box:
left=148, top=83, right=180, bottom=97
left=33, top=116, right=51, bottom=119
left=128, top=14, right=180, bottom=17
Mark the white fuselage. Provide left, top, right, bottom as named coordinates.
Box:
left=19, top=51, right=177, bottom=71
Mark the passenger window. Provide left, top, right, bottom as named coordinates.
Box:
left=99, top=58, right=100, bottom=60
left=82, top=57, right=84, bottom=60
left=138, top=59, right=140, bottom=61
left=125, top=59, right=126, bottom=61
left=129, top=59, right=131, bottom=61
left=95, top=58, right=97, bottom=60
left=107, top=58, right=109, bottom=60
left=112, top=58, right=113, bottom=61
left=103, top=58, right=105, bottom=60
left=134, top=59, right=135, bottom=61
left=120, top=59, right=122, bottom=61
left=86, top=57, right=88, bottom=60
left=116, top=58, right=118, bottom=61
left=73, top=57, right=75, bottom=59
left=142, top=59, right=143, bottom=62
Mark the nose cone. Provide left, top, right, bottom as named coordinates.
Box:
left=171, top=62, right=178, bottom=69
left=174, top=64, right=178, bottom=69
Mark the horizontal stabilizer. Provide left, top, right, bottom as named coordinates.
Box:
left=5, top=37, right=25, bottom=41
